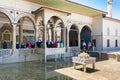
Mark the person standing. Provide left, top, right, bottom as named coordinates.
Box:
left=88, top=42, right=91, bottom=50
left=92, top=42, right=95, bottom=51
left=82, top=41, right=86, bottom=51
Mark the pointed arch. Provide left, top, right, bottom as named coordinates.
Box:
left=80, top=25, right=92, bottom=49
left=69, top=24, right=79, bottom=47
left=14, top=13, right=35, bottom=25
left=15, top=15, right=36, bottom=48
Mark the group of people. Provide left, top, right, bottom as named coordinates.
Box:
left=15, top=40, right=64, bottom=49
left=16, top=41, right=35, bottom=49
left=82, top=41, right=95, bottom=51
left=2, top=40, right=95, bottom=50
left=34, top=39, right=64, bottom=48
left=46, top=40, right=64, bottom=48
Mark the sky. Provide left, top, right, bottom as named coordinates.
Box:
left=70, top=0, right=120, bottom=20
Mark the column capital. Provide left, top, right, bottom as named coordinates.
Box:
left=12, top=23, right=17, bottom=27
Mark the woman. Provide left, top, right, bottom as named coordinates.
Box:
left=27, top=41, right=31, bottom=48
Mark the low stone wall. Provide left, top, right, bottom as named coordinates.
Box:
left=0, top=49, right=44, bottom=64
left=88, top=51, right=120, bottom=61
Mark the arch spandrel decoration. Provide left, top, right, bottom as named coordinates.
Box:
left=0, top=8, right=14, bottom=23
left=67, top=22, right=79, bottom=32
left=80, top=24, right=92, bottom=32
left=14, top=13, right=35, bottom=25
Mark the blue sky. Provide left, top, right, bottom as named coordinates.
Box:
left=70, top=0, right=120, bottom=20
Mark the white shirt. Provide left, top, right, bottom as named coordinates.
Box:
left=83, top=42, right=86, bottom=46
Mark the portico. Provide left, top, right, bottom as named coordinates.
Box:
left=0, top=0, right=120, bottom=63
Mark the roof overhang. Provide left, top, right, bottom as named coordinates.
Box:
left=25, top=0, right=107, bottom=17
left=32, top=6, right=71, bottom=16
left=104, top=17, right=120, bottom=23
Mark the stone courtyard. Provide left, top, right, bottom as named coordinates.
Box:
left=55, top=60, right=120, bottom=80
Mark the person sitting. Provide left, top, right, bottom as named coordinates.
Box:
left=16, top=42, right=19, bottom=49
left=54, top=41, right=58, bottom=48
left=31, top=42, right=35, bottom=48
left=60, top=41, right=64, bottom=48
left=50, top=41, right=54, bottom=48
left=88, top=42, right=91, bottom=50
left=2, top=41, right=8, bottom=49
left=21, top=42, right=25, bottom=48
left=92, top=42, right=95, bottom=51
left=27, top=41, right=31, bottom=49
left=57, top=41, right=60, bottom=48
left=36, top=39, right=41, bottom=48
left=47, top=40, right=51, bottom=48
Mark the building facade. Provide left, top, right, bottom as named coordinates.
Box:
left=0, top=0, right=120, bottom=63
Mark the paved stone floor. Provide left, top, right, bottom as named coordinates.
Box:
left=55, top=60, right=120, bottom=80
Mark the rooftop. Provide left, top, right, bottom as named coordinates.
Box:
left=25, top=0, right=107, bottom=17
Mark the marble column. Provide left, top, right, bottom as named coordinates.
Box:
left=44, top=23, right=47, bottom=63
left=35, top=25, right=39, bottom=48
left=78, top=30, right=81, bottom=50
left=67, top=29, right=69, bottom=48
left=53, top=27, right=55, bottom=42
left=12, top=23, right=17, bottom=52
left=20, top=25, right=23, bottom=45
left=64, top=28, right=66, bottom=47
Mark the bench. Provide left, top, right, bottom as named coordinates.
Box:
left=72, top=57, right=96, bottom=72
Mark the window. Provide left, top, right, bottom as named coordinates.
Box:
left=2, top=30, right=11, bottom=41
left=115, top=40, right=118, bottom=47
left=23, top=30, right=34, bottom=34
left=107, top=39, right=110, bottom=47
left=107, top=28, right=110, bottom=35
left=115, top=29, right=118, bottom=36
left=92, top=39, right=96, bottom=47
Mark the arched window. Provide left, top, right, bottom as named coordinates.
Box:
left=115, top=40, right=118, bottom=47
left=107, top=39, right=110, bottom=47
